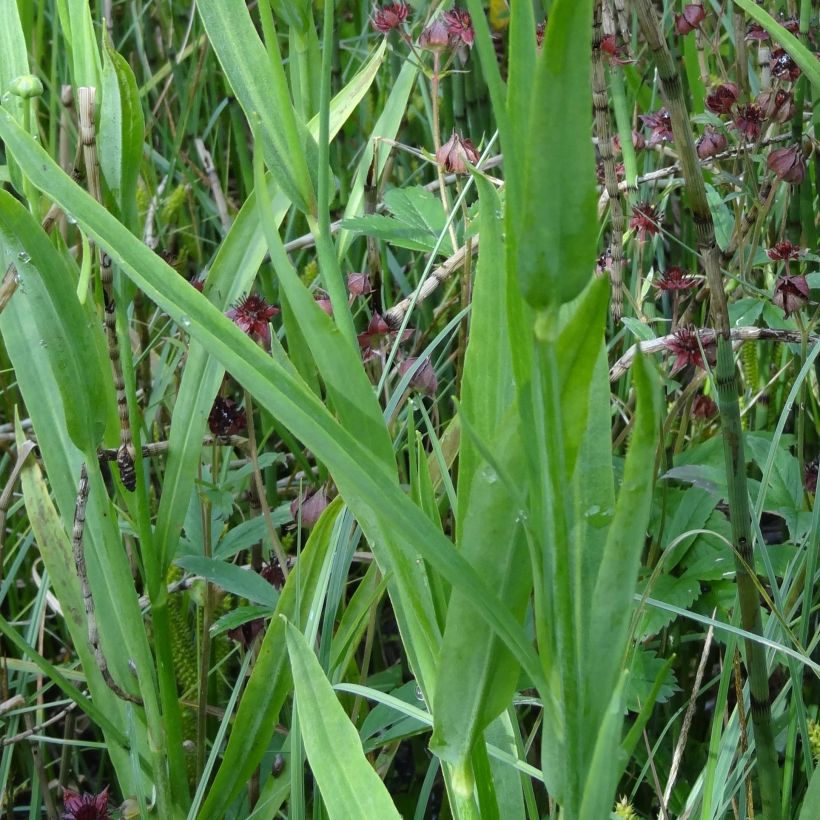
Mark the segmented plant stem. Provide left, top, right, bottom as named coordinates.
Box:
left=630, top=4, right=781, bottom=817
left=71, top=463, right=141, bottom=704
left=592, top=0, right=626, bottom=322
left=77, top=87, right=136, bottom=491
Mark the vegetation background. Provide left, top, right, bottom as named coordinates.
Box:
left=0, top=0, right=818, bottom=818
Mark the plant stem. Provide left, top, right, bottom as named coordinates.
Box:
left=631, top=3, right=782, bottom=817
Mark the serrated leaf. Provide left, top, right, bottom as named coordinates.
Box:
left=625, top=648, right=679, bottom=713
left=636, top=574, right=701, bottom=640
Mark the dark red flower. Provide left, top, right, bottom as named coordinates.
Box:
left=771, top=48, right=800, bottom=81
left=418, top=17, right=451, bottom=52
left=696, top=127, right=728, bottom=159
left=745, top=22, right=769, bottom=41
left=654, top=266, right=697, bottom=291
left=442, top=8, right=474, bottom=47
left=357, top=312, right=413, bottom=360
left=208, top=397, right=246, bottom=437
left=692, top=394, right=718, bottom=420
left=536, top=20, right=547, bottom=49
left=731, top=103, right=765, bottom=140
left=705, top=82, right=739, bottom=115
left=780, top=16, right=801, bottom=35
left=756, top=88, right=795, bottom=123
left=347, top=273, right=373, bottom=297
left=290, top=486, right=330, bottom=528
left=226, top=293, right=279, bottom=344
left=189, top=276, right=205, bottom=292
left=371, top=2, right=409, bottom=34
left=600, top=34, right=631, bottom=64
left=665, top=327, right=716, bottom=373
left=62, top=787, right=111, bottom=820
left=675, top=4, right=706, bottom=36
left=772, top=274, right=810, bottom=317
left=805, top=458, right=818, bottom=494
left=613, top=129, right=646, bottom=152
left=767, top=145, right=806, bottom=184
left=630, top=202, right=662, bottom=241
left=640, top=108, right=674, bottom=145
left=398, top=356, right=438, bottom=395
left=315, top=296, right=333, bottom=315
left=436, top=131, right=480, bottom=174
left=767, top=240, right=804, bottom=262
left=596, top=248, right=613, bottom=277
left=596, top=160, right=625, bottom=184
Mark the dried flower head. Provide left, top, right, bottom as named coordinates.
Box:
left=208, top=397, right=246, bottom=437
left=436, top=130, right=480, bottom=174
left=62, top=787, right=111, bottom=820
left=767, top=145, right=806, bottom=184
left=613, top=129, right=646, bottom=152
left=731, top=103, right=765, bottom=141
left=767, top=240, right=804, bottom=263
left=357, top=312, right=413, bottom=361
left=654, top=266, right=697, bottom=291
left=291, top=486, right=330, bottom=528
left=600, top=34, right=631, bottom=64
left=705, top=83, right=739, bottom=115
left=675, top=4, right=706, bottom=36
left=596, top=248, right=613, bottom=277
left=772, top=274, right=810, bottom=317
left=640, top=108, right=674, bottom=145
left=398, top=357, right=438, bottom=395
left=418, top=17, right=451, bottom=52
left=745, top=22, right=769, bottom=41
left=771, top=48, right=800, bottom=82
left=664, top=327, right=716, bottom=373
left=226, top=293, right=279, bottom=344
left=692, top=394, right=718, bottom=420
left=443, top=7, right=474, bottom=47
left=629, top=202, right=662, bottom=242
left=346, top=272, right=373, bottom=297
left=805, top=458, right=819, bottom=495
left=696, top=127, right=728, bottom=159
left=756, top=88, right=796, bottom=123
left=371, top=2, right=409, bottom=34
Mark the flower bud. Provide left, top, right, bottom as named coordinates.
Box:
left=9, top=74, right=43, bottom=99
left=696, top=127, right=727, bottom=159
left=767, top=145, right=806, bottom=184
left=436, top=131, right=479, bottom=174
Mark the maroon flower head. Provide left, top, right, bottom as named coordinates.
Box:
left=731, top=103, right=764, bottom=141
left=226, top=293, right=279, bottom=344
left=371, top=2, right=409, bottom=34
left=675, top=4, right=706, bottom=36
left=600, top=34, right=631, bottom=64
left=436, top=130, right=480, bottom=174
left=805, top=458, right=819, bottom=495
left=692, top=394, right=718, bottom=420
left=745, top=22, right=769, bottom=41
left=705, top=82, right=739, bottom=115
left=665, top=327, right=716, bottom=373
left=613, top=129, right=646, bottom=152
left=419, top=17, right=451, bottom=52
left=780, top=16, right=801, bottom=35
left=596, top=248, right=613, bottom=277
left=357, top=312, right=413, bottom=360
left=772, top=274, right=810, bottom=317
left=208, top=397, right=246, bottom=437
left=347, top=272, right=373, bottom=297
left=696, top=127, right=728, bottom=159
left=767, top=145, right=806, bottom=184
left=771, top=48, right=800, bottom=82
left=290, top=486, right=330, bottom=528
left=189, top=276, right=205, bottom=292
left=398, top=357, right=438, bottom=395
left=443, top=8, right=474, bottom=48
left=62, top=787, right=111, bottom=820
left=757, top=89, right=795, bottom=123
left=630, top=201, right=661, bottom=242
left=654, top=266, right=697, bottom=291
left=315, top=296, right=333, bottom=315
left=640, top=108, right=674, bottom=145
left=536, top=19, right=547, bottom=49
left=767, top=240, right=804, bottom=263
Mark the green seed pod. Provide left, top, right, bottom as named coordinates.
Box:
left=8, top=75, right=44, bottom=99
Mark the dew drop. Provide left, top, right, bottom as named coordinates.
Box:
left=179, top=315, right=192, bottom=328
left=17, top=251, right=30, bottom=263
left=66, top=213, right=77, bottom=224
left=481, top=465, right=498, bottom=484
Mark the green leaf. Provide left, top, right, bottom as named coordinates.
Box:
left=213, top=509, right=292, bottom=560
left=0, top=191, right=107, bottom=453
left=285, top=620, right=402, bottom=820
left=197, top=0, right=318, bottom=214
left=382, top=186, right=455, bottom=255
left=175, top=556, right=279, bottom=607
left=100, top=34, right=144, bottom=230
left=635, top=574, right=701, bottom=641
left=513, top=0, right=596, bottom=308
left=624, top=648, right=679, bottom=713
left=706, top=184, right=733, bottom=252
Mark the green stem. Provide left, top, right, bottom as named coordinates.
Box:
left=631, top=3, right=782, bottom=817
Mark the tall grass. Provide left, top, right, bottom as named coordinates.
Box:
left=0, top=1, right=817, bottom=818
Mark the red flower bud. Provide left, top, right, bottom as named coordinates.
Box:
left=675, top=4, right=706, bottom=35
left=436, top=131, right=480, bottom=174
left=696, top=127, right=728, bottom=159
left=767, top=145, right=806, bottom=184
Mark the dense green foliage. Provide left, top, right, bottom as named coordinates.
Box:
left=0, top=1, right=818, bottom=818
